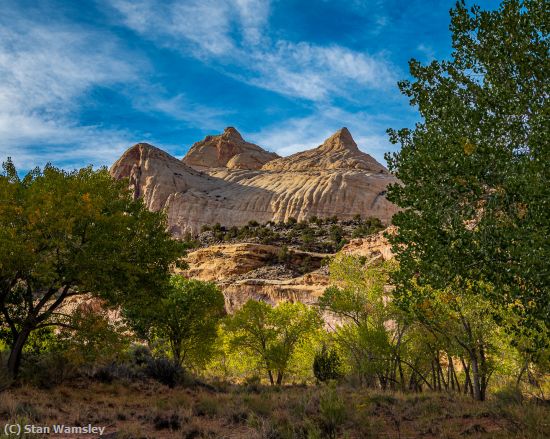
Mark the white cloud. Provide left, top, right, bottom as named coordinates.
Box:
left=0, top=10, right=146, bottom=170
left=245, top=105, right=393, bottom=165
left=417, top=44, right=436, bottom=62
left=244, top=42, right=395, bottom=101
left=109, top=0, right=269, bottom=56
left=151, top=94, right=235, bottom=129
left=107, top=0, right=397, bottom=102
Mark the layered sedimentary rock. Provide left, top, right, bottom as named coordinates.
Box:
left=182, top=228, right=394, bottom=312
left=110, top=128, right=399, bottom=236
left=341, top=226, right=396, bottom=262
left=183, top=127, right=279, bottom=170
left=180, top=243, right=329, bottom=312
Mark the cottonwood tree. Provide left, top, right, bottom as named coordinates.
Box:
left=0, top=159, right=186, bottom=377
left=126, top=276, right=225, bottom=368
left=402, top=279, right=504, bottom=400
left=385, top=0, right=549, bottom=355
left=319, top=256, right=413, bottom=390
left=226, top=300, right=321, bottom=385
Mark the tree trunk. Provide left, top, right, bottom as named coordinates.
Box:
left=276, top=371, right=284, bottom=386
left=398, top=358, right=405, bottom=392
left=267, top=369, right=274, bottom=386
left=470, top=353, right=483, bottom=401
left=7, top=326, right=32, bottom=378
left=460, top=357, right=472, bottom=396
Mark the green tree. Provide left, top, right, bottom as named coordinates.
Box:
left=0, top=159, right=185, bottom=377
left=58, top=303, right=130, bottom=370
left=402, top=279, right=505, bottom=400
left=313, top=344, right=342, bottom=382
left=226, top=300, right=321, bottom=385
left=129, top=276, right=225, bottom=368
left=319, top=256, right=408, bottom=389
left=385, top=0, right=549, bottom=350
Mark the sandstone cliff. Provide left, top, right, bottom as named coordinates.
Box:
left=182, top=228, right=393, bottom=312
left=110, top=128, right=399, bottom=236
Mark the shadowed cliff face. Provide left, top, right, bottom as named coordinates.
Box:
left=109, top=128, right=399, bottom=236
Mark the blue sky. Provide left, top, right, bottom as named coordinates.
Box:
left=0, top=0, right=501, bottom=172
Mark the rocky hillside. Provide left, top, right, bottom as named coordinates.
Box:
left=110, top=127, right=399, bottom=236
left=181, top=227, right=394, bottom=313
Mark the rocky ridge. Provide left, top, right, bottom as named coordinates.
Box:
left=110, top=127, right=399, bottom=236
left=262, top=127, right=387, bottom=173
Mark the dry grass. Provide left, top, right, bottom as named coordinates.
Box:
left=0, top=380, right=548, bottom=438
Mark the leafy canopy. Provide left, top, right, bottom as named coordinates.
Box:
left=385, top=0, right=549, bottom=345
left=126, top=276, right=225, bottom=368
left=226, top=300, right=321, bottom=385
left=0, top=159, right=186, bottom=375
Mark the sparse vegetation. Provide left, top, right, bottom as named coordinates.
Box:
left=194, top=215, right=385, bottom=253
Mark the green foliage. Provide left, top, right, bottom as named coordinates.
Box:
left=59, top=304, right=130, bottom=368
left=313, top=345, right=342, bottom=382
left=319, top=256, right=413, bottom=388
left=127, top=276, right=225, bottom=369
left=0, top=160, right=186, bottom=377
left=385, top=0, right=549, bottom=349
left=226, top=300, right=322, bottom=385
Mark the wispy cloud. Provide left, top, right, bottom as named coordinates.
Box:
left=151, top=94, right=235, bottom=129
left=245, top=105, right=392, bottom=165
left=0, top=4, right=233, bottom=170
left=0, top=8, right=144, bottom=170
left=417, top=44, right=436, bottom=62
left=107, top=0, right=398, bottom=102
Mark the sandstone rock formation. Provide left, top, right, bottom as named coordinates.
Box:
left=180, top=243, right=330, bottom=312
left=182, top=127, right=279, bottom=170
left=110, top=128, right=399, bottom=236
left=261, top=127, right=387, bottom=173
left=182, top=228, right=394, bottom=312
left=341, top=226, right=396, bottom=262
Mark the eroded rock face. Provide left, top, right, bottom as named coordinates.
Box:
left=110, top=128, right=399, bottom=236
left=181, top=228, right=394, bottom=312
left=181, top=243, right=330, bottom=312
left=340, top=226, right=396, bottom=262
left=182, top=127, right=279, bottom=170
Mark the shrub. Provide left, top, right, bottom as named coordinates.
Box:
left=319, top=385, right=347, bottom=439
left=145, top=356, right=183, bottom=388
left=194, top=396, right=220, bottom=417
left=277, top=245, right=292, bottom=266
left=493, top=385, right=524, bottom=405
left=313, top=345, right=341, bottom=382
left=19, top=352, right=76, bottom=389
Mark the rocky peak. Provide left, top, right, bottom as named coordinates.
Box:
left=182, top=127, right=279, bottom=170
left=262, top=128, right=387, bottom=173
left=319, top=127, right=359, bottom=153
left=221, top=126, right=244, bottom=141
